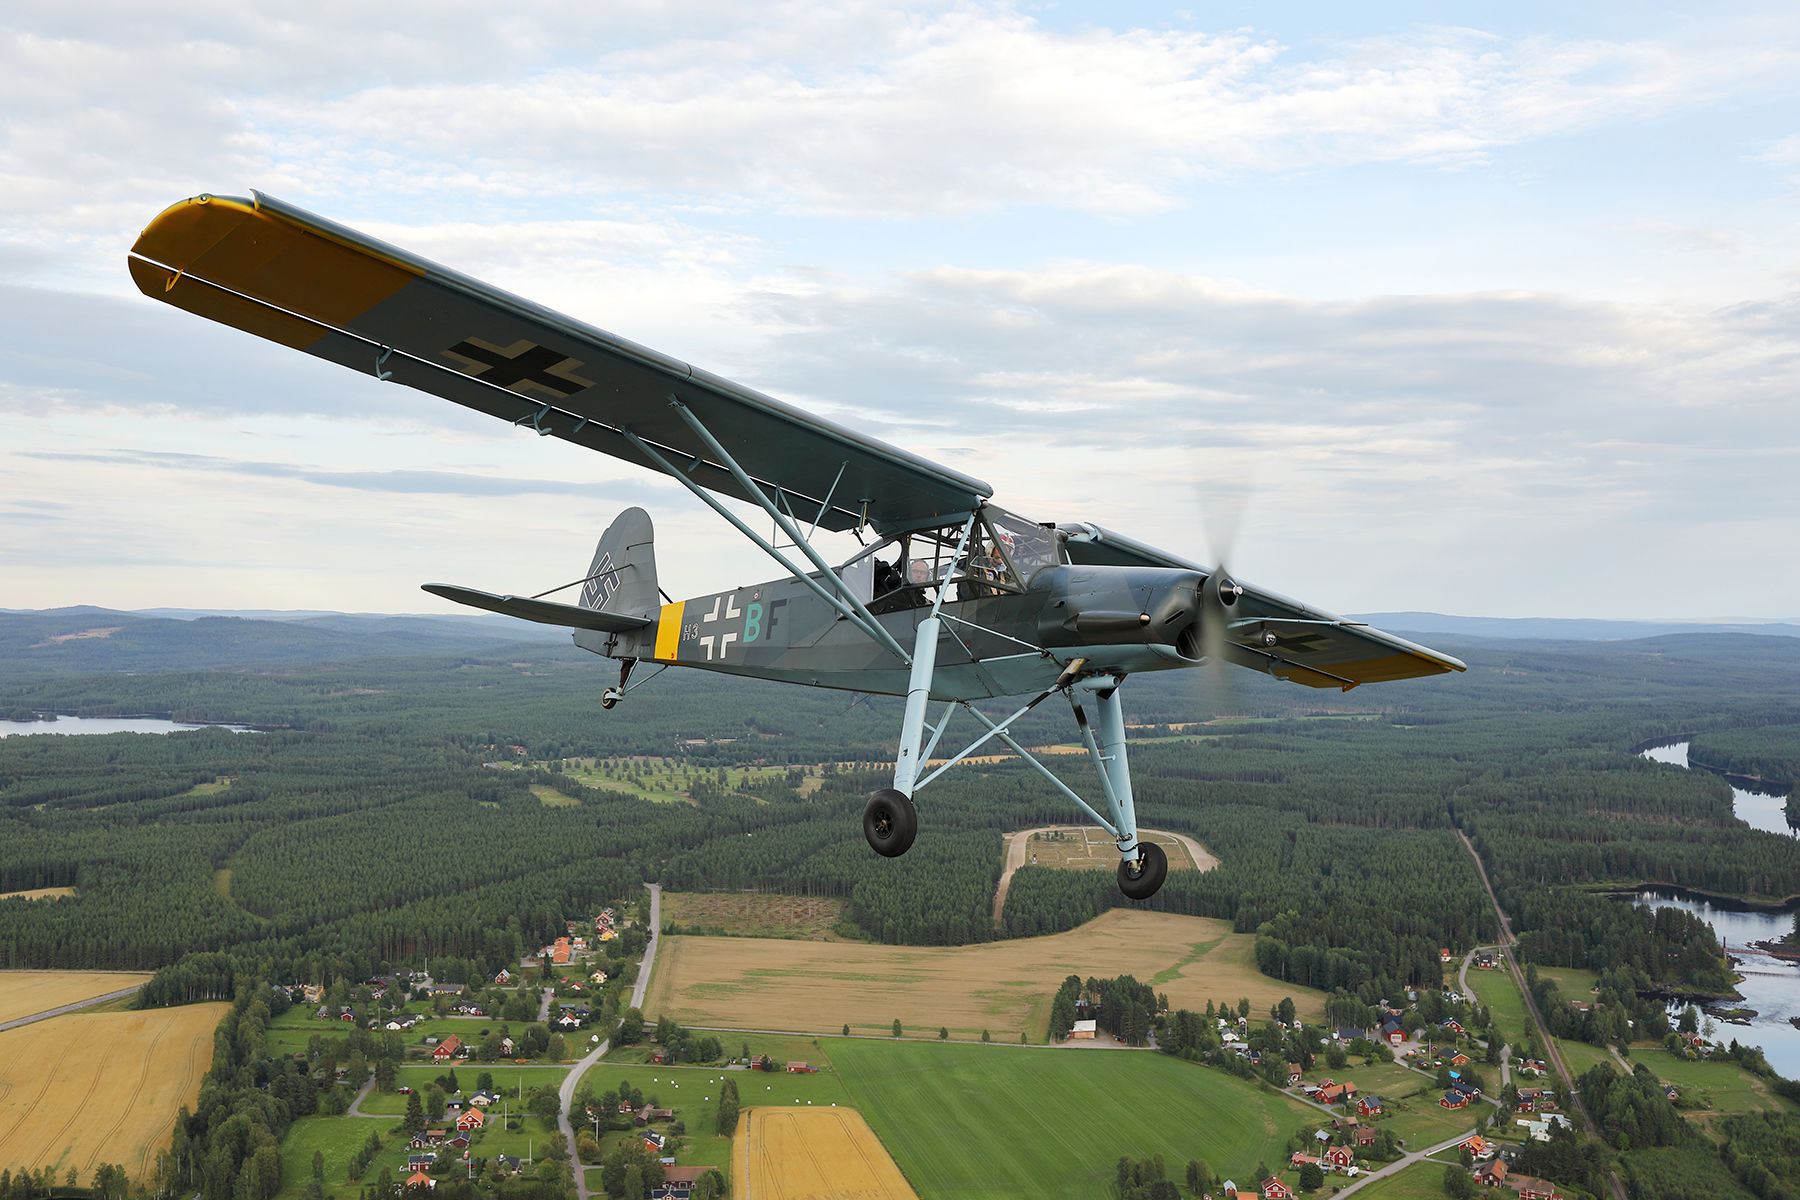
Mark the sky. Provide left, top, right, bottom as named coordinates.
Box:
left=2, top=2, right=1797, bottom=621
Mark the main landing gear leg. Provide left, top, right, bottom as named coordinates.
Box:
left=1073, top=680, right=1168, bottom=900
left=864, top=616, right=940, bottom=857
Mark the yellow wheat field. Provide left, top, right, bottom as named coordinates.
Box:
left=0, top=972, right=151, bottom=1026
left=0, top=1004, right=228, bottom=1183
left=735, top=1106, right=919, bottom=1200
left=648, top=908, right=1325, bottom=1039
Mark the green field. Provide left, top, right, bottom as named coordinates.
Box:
left=831, top=1039, right=1319, bottom=1199
left=1628, top=1047, right=1800, bottom=1115
left=276, top=1117, right=373, bottom=1195
left=1534, top=967, right=1599, bottom=997
left=1465, top=968, right=1531, bottom=1050
left=1347, top=1163, right=1460, bottom=1200
left=1553, top=1038, right=1620, bottom=1080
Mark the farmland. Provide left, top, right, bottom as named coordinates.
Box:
left=645, top=908, right=1328, bottom=1041
left=0, top=1003, right=226, bottom=1183
left=1342, top=1163, right=1453, bottom=1200
left=661, top=891, right=850, bottom=941
left=736, top=1107, right=918, bottom=1200
left=1016, top=826, right=1211, bottom=872
left=1464, top=968, right=1531, bottom=1051
left=1628, top=1047, right=1800, bottom=1116
left=0, top=971, right=151, bottom=1025
left=831, top=1038, right=1319, bottom=1199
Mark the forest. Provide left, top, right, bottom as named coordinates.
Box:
left=1688, top=725, right=1800, bottom=791
left=1, top=614, right=1797, bottom=1027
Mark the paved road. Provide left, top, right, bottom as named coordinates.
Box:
left=1458, top=831, right=1626, bottom=1200
left=0, top=986, right=140, bottom=1032
left=1328, top=1128, right=1486, bottom=1200
left=560, top=882, right=660, bottom=1200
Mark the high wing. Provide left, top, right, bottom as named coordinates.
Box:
left=128, top=191, right=990, bottom=535
left=1060, top=522, right=1466, bottom=688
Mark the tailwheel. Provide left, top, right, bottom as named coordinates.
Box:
left=1116, top=841, right=1168, bottom=900
left=862, top=789, right=918, bottom=858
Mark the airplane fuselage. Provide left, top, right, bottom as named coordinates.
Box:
left=573, top=563, right=1209, bottom=701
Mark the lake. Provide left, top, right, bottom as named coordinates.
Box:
left=0, top=715, right=257, bottom=737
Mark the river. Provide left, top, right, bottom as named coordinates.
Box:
left=0, top=715, right=257, bottom=737
left=1641, top=740, right=1795, bottom=838
left=1634, top=741, right=1800, bottom=1077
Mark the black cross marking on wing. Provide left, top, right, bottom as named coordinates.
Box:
left=444, top=338, right=595, bottom=399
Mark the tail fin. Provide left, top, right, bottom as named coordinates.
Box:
left=580, top=507, right=658, bottom=618
left=420, top=507, right=659, bottom=632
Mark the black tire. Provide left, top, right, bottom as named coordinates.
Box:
left=862, top=789, right=918, bottom=857
left=1116, top=841, right=1168, bottom=900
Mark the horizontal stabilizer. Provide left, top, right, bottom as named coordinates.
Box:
left=422, top=584, right=653, bottom=633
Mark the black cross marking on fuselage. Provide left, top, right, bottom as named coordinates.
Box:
left=446, top=339, right=590, bottom=398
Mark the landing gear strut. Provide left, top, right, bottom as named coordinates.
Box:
left=1116, top=841, right=1168, bottom=900
left=601, top=659, right=635, bottom=709
left=862, top=789, right=918, bottom=857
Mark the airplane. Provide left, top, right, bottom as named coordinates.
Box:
left=129, top=191, right=1466, bottom=901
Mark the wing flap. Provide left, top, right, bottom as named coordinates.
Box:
left=130, top=192, right=991, bottom=534
left=422, top=584, right=652, bottom=633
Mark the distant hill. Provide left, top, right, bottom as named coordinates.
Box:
left=0, top=606, right=563, bottom=674
left=1354, top=612, right=1800, bottom=642
left=3, top=606, right=1795, bottom=676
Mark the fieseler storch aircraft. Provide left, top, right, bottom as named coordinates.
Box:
left=130, top=191, right=1466, bottom=900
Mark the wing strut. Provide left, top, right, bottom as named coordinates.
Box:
left=618, top=402, right=913, bottom=664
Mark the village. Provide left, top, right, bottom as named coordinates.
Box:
left=1053, top=950, right=1647, bottom=1200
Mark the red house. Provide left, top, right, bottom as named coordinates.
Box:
left=1354, top=1127, right=1378, bottom=1148
left=1439, top=1091, right=1468, bottom=1109
left=1323, top=1147, right=1353, bottom=1171
left=1356, top=1096, right=1383, bottom=1117
left=1261, top=1179, right=1293, bottom=1200
left=432, top=1034, right=463, bottom=1062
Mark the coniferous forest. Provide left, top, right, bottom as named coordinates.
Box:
left=4, top=610, right=1800, bottom=1200
left=1, top=614, right=1797, bottom=1002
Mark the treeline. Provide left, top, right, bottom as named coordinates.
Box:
left=1689, top=725, right=1800, bottom=790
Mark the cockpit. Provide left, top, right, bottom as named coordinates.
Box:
left=840, top=505, right=1063, bottom=612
